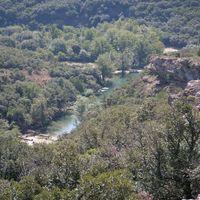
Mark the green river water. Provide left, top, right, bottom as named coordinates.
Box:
left=46, top=73, right=139, bottom=136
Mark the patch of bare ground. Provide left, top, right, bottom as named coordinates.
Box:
left=22, top=69, right=52, bottom=85
left=0, top=68, right=52, bottom=85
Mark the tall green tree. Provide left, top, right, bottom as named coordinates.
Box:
left=116, top=49, right=133, bottom=77
left=96, top=53, right=113, bottom=83
left=165, top=100, right=200, bottom=199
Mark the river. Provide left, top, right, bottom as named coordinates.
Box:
left=46, top=73, right=140, bottom=137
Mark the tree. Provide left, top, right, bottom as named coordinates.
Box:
left=134, top=41, right=149, bottom=68
left=197, top=48, right=200, bottom=57
left=165, top=100, right=200, bottom=199
left=12, top=176, right=42, bottom=200
left=134, top=99, right=200, bottom=199
left=96, top=53, right=113, bottom=83
left=115, top=49, right=133, bottom=77
left=0, top=129, right=32, bottom=181
left=50, top=39, right=66, bottom=55
left=91, top=37, right=113, bottom=60
left=72, top=44, right=81, bottom=55
left=21, top=39, right=38, bottom=51
left=31, top=98, right=49, bottom=128
left=51, top=141, right=80, bottom=190
left=33, top=190, right=53, bottom=200
left=0, top=179, right=12, bottom=200
left=74, top=170, right=140, bottom=200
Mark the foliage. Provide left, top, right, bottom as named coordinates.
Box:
left=75, top=169, right=139, bottom=200
left=0, top=2, right=200, bottom=198
left=0, top=19, right=163, bottom=131
left=0, top=0, right=199, bottom=47
left=0, top=19, right=163, bottom=64
left=0, top=89, right=200, bottom=200
left=96, top=53, right=113, bottom=83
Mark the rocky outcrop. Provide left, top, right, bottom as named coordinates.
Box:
left=134, top=75, right=161, bottom=97
left=183, top=80, right=200, bottom=108
left=146, top=56, right=200, bottom=86
left=136, top=56, right=200, bottom=107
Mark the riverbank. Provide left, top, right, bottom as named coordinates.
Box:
left=21, top=114, right=80, bottom=145
left=113, top=69, right=143, bottom=75
left=20, top=134, right=58, bottom=145
left=20, top=72, right=142, bottom=145
left=163, top=47, right=179, bottom=54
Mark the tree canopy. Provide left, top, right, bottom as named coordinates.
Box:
left=0, top=0, right=200, bottom=47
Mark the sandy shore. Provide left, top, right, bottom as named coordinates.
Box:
left=163, top=48, right=178, bottom=54
left=113, top=69, right=143, bottom=75
left=20, top=134, right=58, bottom=145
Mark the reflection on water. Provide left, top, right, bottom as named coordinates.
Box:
left=47, top=114, right=80, bottom=136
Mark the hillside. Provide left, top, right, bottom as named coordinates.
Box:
left=1, top=1, right=200, bottom=199
left=1, top=55, right=200, bottom=199
left=0, top=19, right=164, bottom=132
left=1, top=0, right=200, bottom=47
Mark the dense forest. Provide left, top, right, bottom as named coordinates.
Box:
left=1, top=0, right=200, bottom=200
left=1, top=77, right=200, bottom=199
left=1, top=0, right=200, bottom=47
left=0, top=19, right=163, bottom=132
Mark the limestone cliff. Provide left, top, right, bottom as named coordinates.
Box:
left=147, top=56, right=200, bottom=85
left=134, top=56, right=200, bottom=107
